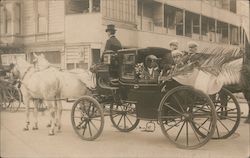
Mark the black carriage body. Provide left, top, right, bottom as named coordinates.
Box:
left=117, top=47, right=175, bottom=120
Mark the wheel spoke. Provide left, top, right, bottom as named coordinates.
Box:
left=217, top=119, right=230, bottom=132
left=216, top=124, right=220, bottom=138
left=125, top=115, right=134, bottom=126
left=172, top=95, right=185, bottom=112
left=189, top=121, right=201, bottom=142
left=89, top=120, right=98, bottom=131
left=117, top=115, right=124, bottom=127
left=111, top=113, right=120, bottom=119
left=164, top=119, right=183, bottom=132
left=164, top=103, right=184, bottom=116
left=175, top=121, right=185, bottom=141
left=77, top=120, right=85, bottom=129
left=191, top=120, right=210, bottom=133
left=216, top=108, right=237, bottom=113
left=124, top=114, right=126, bottom=129
left=186, top=121, right=189, bottom=146
left=82, top=122, right=87, bottom=135
left=218, top=115, right=237, bottom=122
left=88, top=122, right=93, bottom=137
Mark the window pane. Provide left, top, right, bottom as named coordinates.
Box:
left=102, top=0, right=136, bottom=23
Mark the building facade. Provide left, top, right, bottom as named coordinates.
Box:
left=0, top=0, right=249, bottom=70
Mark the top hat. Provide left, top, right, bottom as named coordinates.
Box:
left=106, top=24, right=116, bottom=32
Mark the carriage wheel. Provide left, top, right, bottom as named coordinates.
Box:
left=158, top=86, right=217, bottom=149
left=110, top=102, right=140, bottom=132
left=208, top=88, right=240, bottom=139
left=0, top=91, right=7, bottom=111
left=6, top=86, right=21, bottom=112
left=71, top=96, right=104, bottom=141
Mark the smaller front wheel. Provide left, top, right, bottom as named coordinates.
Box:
left=71, top=96, right=104, bottom=141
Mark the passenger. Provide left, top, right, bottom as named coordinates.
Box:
left=182, top=41, right=200, bottom=65
left=141, top=55, right=160, bottom=81
left=169, top=39, right=179, bottom=52
left=172, top=50, right=184, bottom=66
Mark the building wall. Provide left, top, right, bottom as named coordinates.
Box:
left=1, top=0, right=249, bottom=69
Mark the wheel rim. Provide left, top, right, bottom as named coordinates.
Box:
left=71, top=96, right=104, bottom=141
left=158, top=86, right=216, bottom=149
left=209, top=88, right=241, bottom=139
left=110, top=102, right=139, bottom=132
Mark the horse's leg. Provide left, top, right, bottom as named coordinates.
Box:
left=243, top=90, right=250, bottom=123
left=32, top=99, right=39, bottom=130
left=46, top=101, right=56, bottom=135
left=23, top=97, right=30, bottom=131
left=56, top=100, right=62, bottom=132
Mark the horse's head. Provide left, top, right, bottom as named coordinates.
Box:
left=10, top=58, right=32, bottom=80
left=33, top=53, right=50, bottom=70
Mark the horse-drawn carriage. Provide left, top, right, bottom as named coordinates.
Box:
left=70, top=47, right=241, bottom=149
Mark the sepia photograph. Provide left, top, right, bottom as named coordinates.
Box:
left=0, top=0, right=249, bottom=157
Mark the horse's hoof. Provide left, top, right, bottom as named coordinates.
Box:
left=57, top=125, right=62, bottom=132
left=47, top=124, right=51, bottom=128
left=23, top=127, right=29, bottom=131
left=32, top=127, right=39, bottom=130
left=48, top=131, right=55, bottom=136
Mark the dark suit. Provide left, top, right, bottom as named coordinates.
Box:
left=105, top=36, right=122, bottom=52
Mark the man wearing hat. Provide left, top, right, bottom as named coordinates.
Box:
left=104, top=24, right=122, bottom=52
left=141, top=55, right=160, bottom=82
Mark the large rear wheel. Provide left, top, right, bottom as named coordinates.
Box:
left=158, top=86, right=217, bottom=149
left=71, top=96, right=104, bottom=141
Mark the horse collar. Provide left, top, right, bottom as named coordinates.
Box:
left=21, top=66, right=33, bottom=81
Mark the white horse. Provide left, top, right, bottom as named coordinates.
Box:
left=32, top=53, right=94, bottom=131
left=11, top=58, right=61, bottom=135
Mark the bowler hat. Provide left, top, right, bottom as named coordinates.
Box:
left=106, top=24, right=116, bottom=32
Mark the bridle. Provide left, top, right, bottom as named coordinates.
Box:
left=21, top=66, right=33, bottom=81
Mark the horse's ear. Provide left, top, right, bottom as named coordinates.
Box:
left=41, top=53, right=45, bottom=58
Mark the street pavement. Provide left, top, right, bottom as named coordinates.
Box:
left=0, top=102, right=250, bottom=158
